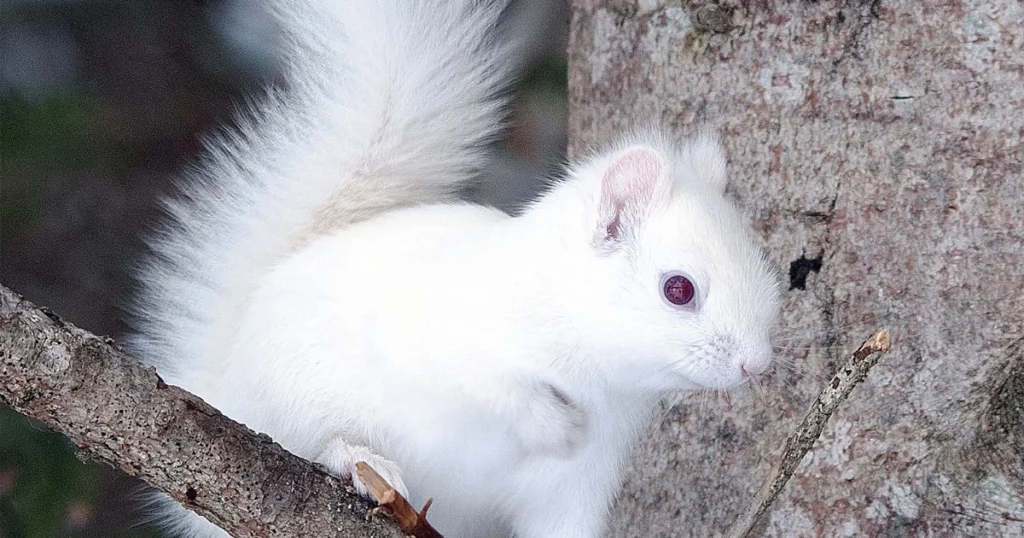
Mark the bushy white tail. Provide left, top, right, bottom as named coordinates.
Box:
left=128, top=0, right=513, bottom=386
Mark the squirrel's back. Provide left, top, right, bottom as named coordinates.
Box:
left=127, top=0, right=514, bottom=388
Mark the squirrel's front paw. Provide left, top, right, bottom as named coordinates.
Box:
left=317, top=440, right=409, bottom=499
left=513, top=381, right=589, bottom=458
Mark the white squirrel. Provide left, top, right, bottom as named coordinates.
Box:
left=128, top=0, right=781, bottom=537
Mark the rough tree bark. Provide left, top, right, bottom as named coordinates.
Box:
left=569, top=1, right=1023, bottom=536
left=0, top=284, right=403, bottom=538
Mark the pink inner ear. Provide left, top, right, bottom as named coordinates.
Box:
left=601, top=147, right=663, bottom=239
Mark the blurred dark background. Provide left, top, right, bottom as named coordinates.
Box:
left=0, top=0, right=568, bottom=536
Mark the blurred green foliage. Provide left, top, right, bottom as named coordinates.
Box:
left=0, top=404, right=169, bottom=538
left=0, top=95, right=95, bottom=171
left=0, top=403, right=98, bottom=537
left=0, top=94, right=102, bottom=536
left=0, top=90, right=167, bottom=538
left=0, top=94, right=97, bottom=241
left=0, top=94, right=171, bottom=534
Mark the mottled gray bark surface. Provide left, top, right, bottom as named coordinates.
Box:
left=0, top=284, right=403, bottom=538
left=569, top=1, right=1023, bottom=536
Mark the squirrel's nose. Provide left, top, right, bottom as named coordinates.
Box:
left=740, top=343, right=773, bottom=377
left=740, top=361, right=765, bottom=377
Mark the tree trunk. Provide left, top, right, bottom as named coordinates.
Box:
left=568, top=1, right=1024, bottom=536
left=0, top=284, right=403, bottom=538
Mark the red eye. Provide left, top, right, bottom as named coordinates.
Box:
left=662, top=274, right=695, bottom=307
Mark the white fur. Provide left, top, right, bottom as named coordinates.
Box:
left=128, top=2, right=780, bottom=538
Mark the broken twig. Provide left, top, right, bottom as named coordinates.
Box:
left=356, top=461, right=445, bottom=538
left=729, top=329, right=892, bottom=538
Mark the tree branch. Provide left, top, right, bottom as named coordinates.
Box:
left=728, top=329, right=892, bottom=538
left=0, top=284, right=404, bottom=538
left=356, top=462, right=444, bottom=538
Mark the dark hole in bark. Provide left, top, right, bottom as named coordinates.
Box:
left=789, top=253, right=823, bottom=290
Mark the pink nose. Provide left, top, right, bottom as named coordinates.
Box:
left=741, top=361, right=766, bottom=377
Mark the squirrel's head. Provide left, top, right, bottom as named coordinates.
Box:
left=532, top=134, right=781, bottom=393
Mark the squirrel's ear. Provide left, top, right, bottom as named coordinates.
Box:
left=597, top=146, right=664, bottom=243
left=683, top=134, right=728, bottom=194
